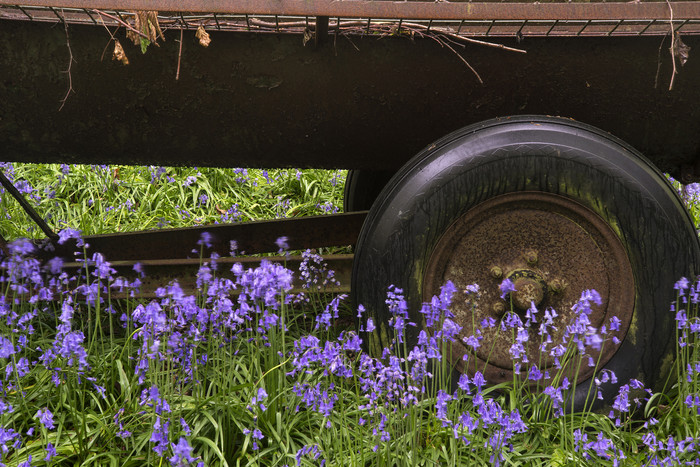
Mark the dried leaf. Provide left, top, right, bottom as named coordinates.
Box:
left=195, top=25, right=211, bottom=47
left=303, top=27, right=312, bottom=46
left=672, top=31, right=691, bottom=66
left=126, top=10, right=164, bottom=53
left=112, top=39, right=129, bottom=65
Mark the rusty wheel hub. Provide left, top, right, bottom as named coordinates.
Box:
left=423, top=192, right=634, bottom=385
left=507, top=269, right=547, bottom=312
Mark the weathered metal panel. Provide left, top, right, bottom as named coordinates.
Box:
left=1, top=19, right=698, bottom=176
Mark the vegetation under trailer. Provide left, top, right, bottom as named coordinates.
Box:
left=2, top=0, right=700, bottom=409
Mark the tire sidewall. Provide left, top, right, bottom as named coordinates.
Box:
left=353, top=117, right=699, bottom=405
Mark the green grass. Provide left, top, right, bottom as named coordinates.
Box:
left=0, top=163, right=699, bottom=466
left=0, top=163, right=345, bottom=239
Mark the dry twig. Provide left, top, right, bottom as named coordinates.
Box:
left=247, top=18, right=526, bottom=54
left=93, top=9, right=150, bottom=42
left=436, top=36, right=483, bottom=84
left=664, top=0, right=690, bottom=90
left=176, top=28, right=183, bottom=80
left=666, top=0, right=678, bottom=90
left=58, top=11, right=75, bottom=111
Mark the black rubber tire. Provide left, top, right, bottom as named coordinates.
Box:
left=352, top=115, right=700, bottom=408
left=343, top=170, right=396, bottom=212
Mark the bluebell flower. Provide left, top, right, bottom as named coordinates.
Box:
left=435, top=390, right=452, bottom=423
left=250, top=387, right=268, bottom=412
left=44, top=442, right=57, bottom=462
left=606, top=316, right=622, bottom=333
left=57, top=330, right=89, bottom=369
left=196, top=232, right=212, bottom=249
left=275, top=236, right=289, bottom=252
left=169, top=437, right=198, bottom=467
left=677, top=309, right=688, bottom=329
left=7, top=238, right=35, bottom=256
left=180, top=418, right=191, bottom=436
left=243, top=428, right=264, bottom=450
left=585, top=432, right=614, bottom=459
left=0, top=337, right=15, bottom=359
left=465, top=283, right=480, bottom=295
left=46, top=257, right=64, bottom=275
left=295, top=444, right=322, bottom=466
left=0, top=401, right=13, bottom=416
left=365, top=317, right=376, bottom=333
left=472, top=371, right=486, bottom=391
left=481, top=316, right=496, bottom=328
left=463, top=334, right=480, bottom=350
left=0, top=426, right=19, bottom=455
left=91, top=252, right=116, bottom=279
left=457, top=373, right=471, bottom=393
left=499, top=278, right=516, bottom=300
left=57, top=228, right=84, bottom=247
left=527, top=365, right=543, bottom=381
left=675, top=277, right=690, bottom=292
left=35, top=407, right=55, bottom=430
left=437, top=280, right=457, bottom=312
left=150, top=416, right=171, bottom=456
left=343, top=332, right=362, bottom=352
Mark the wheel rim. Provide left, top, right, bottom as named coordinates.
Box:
left=423, top=192, right=635, bottom=386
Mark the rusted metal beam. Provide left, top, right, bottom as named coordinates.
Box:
left=1, top=0, right=700, bottom=21
left=66, top=254, right=354, bottom=298
left=47, top=211, right=367, bottom=262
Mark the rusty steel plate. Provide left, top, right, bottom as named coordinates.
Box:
left=423, top=192, right=634, bottom=387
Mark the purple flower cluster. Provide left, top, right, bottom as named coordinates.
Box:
left=288, top=281, right=535, bottom=464
left=298, top=250, right=340, bottom=293
left=2, top=225, right=700, bottom=465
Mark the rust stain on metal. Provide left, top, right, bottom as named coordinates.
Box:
left=423, top=192, right=635, bottom=387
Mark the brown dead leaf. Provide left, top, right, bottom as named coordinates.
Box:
left=195, top=25, right=211, bottom=47
left=303, top=28, right=312, bottom=46
left=126, top=11, right=165, bottom=49
left=672, top=31, right=691, bottom=66
left=112, top=40, right=129, bottom=65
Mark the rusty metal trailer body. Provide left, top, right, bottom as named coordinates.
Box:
left=1, top=1, right=700, bottom=179
left=3, top=0, right=700, bottom=409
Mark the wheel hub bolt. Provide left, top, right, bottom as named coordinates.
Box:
left=549, top=278, right=568, bottom=294
left=523, top=249, right=538, bottom=266
left=492, top=301, right=506, bottom=315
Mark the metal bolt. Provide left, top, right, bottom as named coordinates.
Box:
left=490, top=266, right=503, bottom=279
left=492, top=302, right=506, bottom=315
left=524, top=249, right=538, bottom=265
left=549, top=278, right=568, bottom=294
